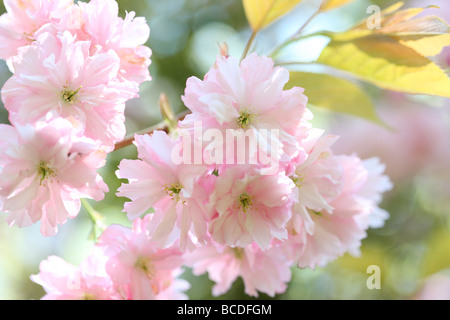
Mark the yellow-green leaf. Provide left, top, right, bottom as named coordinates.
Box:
left=285, top=72, right=385, bottom=125
left=380, top=1, right=405, bottom=16
left=380, top=14, right=448, bottom=34
left=381, top=6, right=427, bottom=28
left=353, top=2, right=437, bottom=30
left=381, top=15, right=450, bottom=57
left=320, top=0, right=356, bottom=12
left=242, top=0, right=303, bottom=31
left=317, top=34, right=450, bottom=97
left=396, top=33, right=450, bottom=57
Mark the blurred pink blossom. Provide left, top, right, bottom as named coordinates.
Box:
left=331, top=98, right=450, bottom=184
left=30, top=250, right=121, bottom=300
left=415, top=270, right=450, bottom=300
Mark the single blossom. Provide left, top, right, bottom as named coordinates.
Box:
left=288, top=153, right=392, bottom=269
left=116, top=130, right=210, bottom=251
left=0, top=0, right=152, bottom=87
left=0, top=118, right=108, bottom=236
left=180, top=52, right=308, bottom=168
left=74, top=0, right=152, bottom=85
left=287, top=133, right=344, bottom=237
left=208, top=166, right=294, bottom=250
left=0, top=0, right=73, bottom=67
left=31, top=218, right=189, bottom=300
left=96, top=217, right=188, bottom=300
left=1, top=30, right=135, bottom=149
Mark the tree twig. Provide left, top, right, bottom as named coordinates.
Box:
left=113, top=110, right=190, bottom=151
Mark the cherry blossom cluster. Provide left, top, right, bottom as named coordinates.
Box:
left=112, top=53, right=393, bottom=297
left=0, top=0, right=151, bottom=236
left=31, top=52, right=391, bottom=299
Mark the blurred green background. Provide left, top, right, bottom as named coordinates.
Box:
left=0, top=0, right=449, bottom=300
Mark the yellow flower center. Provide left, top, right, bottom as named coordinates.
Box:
left=238, top=193, right=253, bottom=213
left=37, top=161, right=57, bottom=185
left=164, top=183, right=184, bottom=202
left=233, top=247, right=244, bottom=259
left=236, top=108, right=256, bottom=129
left=61, top=85, right=82, bottom=104
left=135, top=256, right=156, bottom=280
left=82, top=293, right=97, bottom=300
left=290, top=173, right=305, bottom=188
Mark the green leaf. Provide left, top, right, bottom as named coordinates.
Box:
left=242, top=0, right=303, bottom=31
left=285, top=71, right=385, bottom=125
left=317, top=34, right=450, bottom=97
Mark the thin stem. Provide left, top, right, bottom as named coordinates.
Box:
left=295, top=11, right=319, bottom=38
left=81, top=198, right=106, bottom=240
left=241, top=30, right=258, bottom=62
left=269, top=11, right=321, bottom=59
left=275, top=61, right=315, bottom=67
left=113, top=110, right=190, bottom=151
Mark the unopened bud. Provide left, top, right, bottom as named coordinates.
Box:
left=218, top=42, right=229, bottom=58
left=159, top=93, right=177, bottom=132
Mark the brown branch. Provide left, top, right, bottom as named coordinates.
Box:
left=113, top=110, right=191, bottom=152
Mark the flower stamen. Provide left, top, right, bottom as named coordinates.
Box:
left=233, top=247, right=244, bottom=259
left=238, top=193, right=253, bottom=213
left=61, top=85, right=82, bottom=104
left=290, top=174, right=305, bottom=188
left=237, top=108, right=256, bottom=129
left=135, top=256, right=156, bottom=280
left=37, top=161, right=57, bottom=185
left=82, top=293, right=97, bottom=300
left=164, top=183, right=184, bottom=202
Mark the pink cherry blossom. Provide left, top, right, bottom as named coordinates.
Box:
left=180, top=52, right=308, bottom=167
left=0, top=0, right=73, bottom=67
left=287, top=133, right=344, bottom=237
left=30, top=250, right=121, bottom=300
left=290, top=136, right=342, bottom=223
left=0, top=0, right=151, bottom=86
left=116, top=130, right=210, bottom=251
left=96, top=217, right=188, bottom=300
left=31, top=218, right=189, bottom=300
left=1, top=30, right=135, bottom=149
left=73, top=0, right=152, bottom=85
left=185, top=240, right=292, bottom=297
left=289, top=154, right=392, bottom=269
left=0, top=118, right=108, bottom=236
left=208, top=166, right=294, bottom=250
